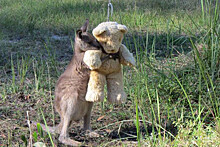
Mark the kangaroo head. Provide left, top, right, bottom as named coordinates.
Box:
left=75, top=19, right=103, bottom=52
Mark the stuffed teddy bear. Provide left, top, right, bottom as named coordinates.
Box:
left=83, top=22, right=135, bottom=103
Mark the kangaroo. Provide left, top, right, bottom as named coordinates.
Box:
left=33, top=20, right=102, bottom=146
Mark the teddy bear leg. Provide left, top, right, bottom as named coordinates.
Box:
left=106, top=70, right=127, bottom=104
left=85, top=71, right=106, bottom=102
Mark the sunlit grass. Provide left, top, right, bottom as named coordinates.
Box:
left=0, top=0, right=219, bottom=146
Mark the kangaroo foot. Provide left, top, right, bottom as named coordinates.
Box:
left=85, top=130, right=100, bottom=138
left=59, top=136, right=82, bottom=146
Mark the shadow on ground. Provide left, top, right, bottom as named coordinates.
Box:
left=0, top=31, right=196, bottom=146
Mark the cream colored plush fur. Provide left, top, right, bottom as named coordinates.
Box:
left=83, top=22, right=135, bottom=103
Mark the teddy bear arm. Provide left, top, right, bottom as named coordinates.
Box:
left=119, top=44, right=136, bottom=67
left=83, top=50, right=102, bottom=70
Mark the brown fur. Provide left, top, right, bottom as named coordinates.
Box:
left=33, top=20, right=102, bottom=146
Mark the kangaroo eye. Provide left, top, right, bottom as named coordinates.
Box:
left=82, top=35, right=91, bottom=43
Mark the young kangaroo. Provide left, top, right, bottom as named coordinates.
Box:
left=33, top=20, right=102, bottom=146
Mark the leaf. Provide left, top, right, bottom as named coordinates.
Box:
left=37, top=123, right=43, bottom=138
left=43, top=134, right=49, bottom=140
left=21, top=135, right=27, bottom=146
left=105, top=129, right=112, bottom=133
left=1, top=133, right=6, bottom=138
left=33, top=142, right=46, bottom=147
left=33, top=131, right=38, bottom=142
left=97, top=115, right=105, bottom=121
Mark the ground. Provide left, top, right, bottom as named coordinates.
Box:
left=0, top=0, right=219, bottom=146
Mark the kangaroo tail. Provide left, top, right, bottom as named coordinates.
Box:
left=31, top=121, right=57, bottom=134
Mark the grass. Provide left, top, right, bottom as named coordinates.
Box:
left=0, top=0, right=219, bottom=146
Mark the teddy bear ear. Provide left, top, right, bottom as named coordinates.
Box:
left=118, top=25, right=128, bottom=34
left=92, top=27, right=107, bottom=37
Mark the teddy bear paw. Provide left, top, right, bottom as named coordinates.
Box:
left=90, top=60, right=102, bottom=70
left=108, top=93, right=127, bottom=104
left=85, top=91, right=104, bottom=102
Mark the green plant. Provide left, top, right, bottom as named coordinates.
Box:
left=0, top=0, right=219, bottom=146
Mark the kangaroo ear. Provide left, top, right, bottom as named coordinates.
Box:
left=76, top=29, right=82, bottom=38
left=81, top=19, right=89, bottom=32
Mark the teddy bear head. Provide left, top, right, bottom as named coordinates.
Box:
left=92, top=22, right=128, bottom=54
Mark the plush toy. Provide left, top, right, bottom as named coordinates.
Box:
left=83, top=22, right=135, bottom=103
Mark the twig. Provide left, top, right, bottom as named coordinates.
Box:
left=27, top=111, right=33, bottom=147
